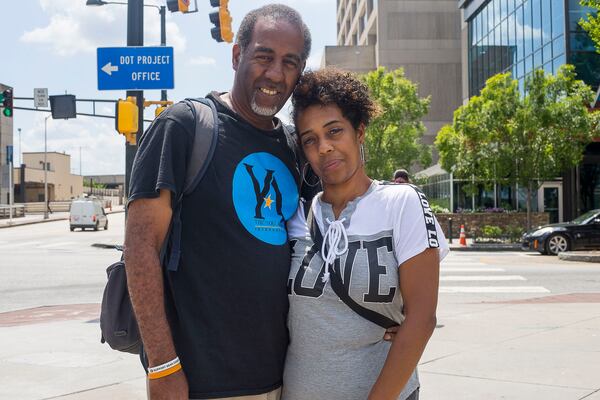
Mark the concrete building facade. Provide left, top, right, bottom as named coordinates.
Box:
left=323, top=0, right=463, bottom=148
left=14, top=152, right=83, bottom=203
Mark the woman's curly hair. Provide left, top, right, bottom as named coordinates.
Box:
left=292, top=67, right=380, bottom=130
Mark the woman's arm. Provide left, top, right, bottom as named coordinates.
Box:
left=368, top=248, right=440, bottom=400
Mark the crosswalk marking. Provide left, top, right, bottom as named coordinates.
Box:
left=440, top=275, right=526, bottom=281
left=441, top=267, right=505, bottom=272
left=38, top=241, right=77, bottom=249
left=0, top=241, right=40, bottom=249
left=439, top=286, right=550, bottom=293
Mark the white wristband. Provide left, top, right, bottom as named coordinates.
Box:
left=148, top=357, right=180, bottom=374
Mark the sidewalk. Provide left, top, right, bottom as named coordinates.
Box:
left=1, top=296, right=598, bottom=399
left=0, top=206, right=125, bottom=229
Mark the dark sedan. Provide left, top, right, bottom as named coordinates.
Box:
left=522, top=209, right=600, bottom=255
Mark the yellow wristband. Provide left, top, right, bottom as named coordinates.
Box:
left=148, top=362, right=182, bottom=380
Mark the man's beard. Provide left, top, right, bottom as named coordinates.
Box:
left=250, top=94, right=279, bottom=117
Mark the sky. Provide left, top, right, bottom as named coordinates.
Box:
left=1, top=0, right=337, bottom=175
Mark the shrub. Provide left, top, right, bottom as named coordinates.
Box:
left=482, top=225, right=503, bottom=239
left=430, top=204, right=450, bottom=214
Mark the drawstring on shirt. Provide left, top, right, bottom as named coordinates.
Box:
left=321, top=217, right=349, bottom=283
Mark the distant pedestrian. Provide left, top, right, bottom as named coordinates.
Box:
left=394, top=168, right=410, bottom=184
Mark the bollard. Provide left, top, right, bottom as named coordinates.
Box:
left=448, top=218, right=453, bottom=244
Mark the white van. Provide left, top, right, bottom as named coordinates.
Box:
left=69, top=199, right=108, bottom=231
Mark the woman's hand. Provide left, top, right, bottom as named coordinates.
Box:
left=383, top=326, right=399, bottom=341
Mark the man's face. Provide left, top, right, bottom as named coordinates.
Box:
left=233, top=18, right=305, bottom=117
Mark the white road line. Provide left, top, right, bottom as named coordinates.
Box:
left=440, top=275, right=526, bottom=281
left=38, top=241, right=77, bottom=249
left=0, top=241, right=41, bottom=249
left=439, top=286, right=550, bottom=293
left=441, top=267, right=505, bottom=272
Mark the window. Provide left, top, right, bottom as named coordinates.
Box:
left=552, top=35, right=565, bottom=57
left=524, top=0, right=532, bottom=56
left=542, top=0, right=552, bottom=44
left=551, top=0, right=564, bottom=39
left=532, top=0, right=542, bottom=51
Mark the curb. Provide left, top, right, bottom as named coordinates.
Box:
left=0, top=216, right=69, bottom=229
left=558, top=252, right=600, bottom=263
left=0, top=210, right=125, bottom=229
left=449, top=244, right=523, bottom=252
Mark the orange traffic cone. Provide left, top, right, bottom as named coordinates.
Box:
left=459, top=224, right=467, bottom=246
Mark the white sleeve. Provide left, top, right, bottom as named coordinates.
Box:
left=286, top=200, right=310, bottom=240
left=393, top=186, right=450, bottom=266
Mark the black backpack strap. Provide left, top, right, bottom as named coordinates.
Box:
left=165, top=98, right=219, bottom=272
left=307, top=208, right=398, bottom=329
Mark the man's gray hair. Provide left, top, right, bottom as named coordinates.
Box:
left=235, top=4, right=312, bottom=63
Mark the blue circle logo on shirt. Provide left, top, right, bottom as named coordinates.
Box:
left=232, top=152, right=298, bottom=245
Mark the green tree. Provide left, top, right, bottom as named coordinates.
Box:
left=436, top=66, right=598, bottom=229
left=362, top=67, right=432, bottom=180
left=580, top=1, right=600, bottom=51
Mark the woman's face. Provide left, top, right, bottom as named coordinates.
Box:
left=297, top=104, right=364, bottom=186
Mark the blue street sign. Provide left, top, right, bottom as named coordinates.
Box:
left=6, top=145, right=13, bottom=164
left=97, top=47, right=174, bottom=91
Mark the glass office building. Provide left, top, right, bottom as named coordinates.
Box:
left=466, top=0, right=600, bottom=96
left=419, top=1, right=600, bottom=221
left=436, top=0, right=600, bottom=222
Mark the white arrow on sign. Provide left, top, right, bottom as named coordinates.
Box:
left=101, top=62, right=119, bottom=76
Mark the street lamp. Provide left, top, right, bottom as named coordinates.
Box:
left=17, top=128, right=21, bottom=166
left=43, top=115, right=51, bottom=220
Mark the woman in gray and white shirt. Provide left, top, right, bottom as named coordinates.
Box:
left=283, top=67, right=449, bottom=400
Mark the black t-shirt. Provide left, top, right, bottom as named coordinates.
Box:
left=129, top=92, right=300, bottom=398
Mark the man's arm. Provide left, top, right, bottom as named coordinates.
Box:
left=124, top=189, right=187, bottom=399
left=368, top=248, right=440, bottom=400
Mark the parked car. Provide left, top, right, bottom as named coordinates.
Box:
left=522, top=209, right=600, bottom=255
left=69, top=198, right=108, bottom=231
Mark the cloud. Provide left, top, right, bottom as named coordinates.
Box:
left=19, top=112, right=125, bottom=175
left=188, top=56, right=217, bottom=66
left=20, top=0, right=186, bottom=57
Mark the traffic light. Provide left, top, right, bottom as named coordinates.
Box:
left=155, top=106, right=167, bottom=118
left=209, top=0, right=233, bottom=43
left=1, top=89, right=13, bottom=118
left=115, top=97, right=139, bottom=144
left=167, top=0, right=190, bottom=13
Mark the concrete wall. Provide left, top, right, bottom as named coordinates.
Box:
left=322, top=45, right=377, bottom=73
left=376, top=1, right=463, bottom=148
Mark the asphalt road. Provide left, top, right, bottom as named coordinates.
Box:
left=0, top=213, right=125, bottom=313
left=0, top=216, right=599, bottom=399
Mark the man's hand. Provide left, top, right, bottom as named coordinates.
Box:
left=383, top=325, right=399, bottom=342
left=148, top=369, right=189, bottom=400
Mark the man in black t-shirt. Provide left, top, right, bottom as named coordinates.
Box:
left=124, top=5, right=311, bottom=400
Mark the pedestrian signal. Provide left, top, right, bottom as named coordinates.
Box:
left=209, top=0, right=233, bottom=43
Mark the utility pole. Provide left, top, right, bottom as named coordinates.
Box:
left=160, top=5, right=167, bottom=102
left=17, top=128, right=21, bottom=166
left=125, top=0, right=144, bottom=205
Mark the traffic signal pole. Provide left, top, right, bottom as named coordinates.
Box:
left=125, top=0, right=144, bottom=207
left=160, top=6, right=167, bottom=102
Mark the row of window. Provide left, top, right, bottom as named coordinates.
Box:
left=468, top=0, right=600, bottom=95
left=337, top=0, right=375, bottom=45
